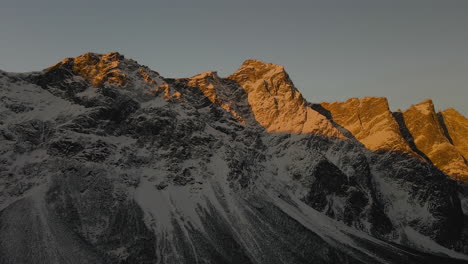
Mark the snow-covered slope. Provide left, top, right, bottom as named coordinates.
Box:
left=0, top=52, right=467, bottom=264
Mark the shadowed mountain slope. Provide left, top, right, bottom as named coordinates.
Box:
left=0, top=52, right=467, bottom=263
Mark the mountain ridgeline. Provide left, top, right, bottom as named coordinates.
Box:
left=0, top=52, right=467, bottom=264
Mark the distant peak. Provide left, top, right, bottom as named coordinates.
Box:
left=80, top=51, right=124, bottom=59
left=239, top=59, right=285, bottom=72
left=190, top=71, right=220, bottom=80
left=344, top=96, right=389, bottom=103
left=320, top=96, right=414, bottom=154
left=95, top=52, right=125, bottom=62
left=441, top=107, right=467, bottom=119
left=417, top=99, right=434, bottom=106
left=241, top=59, right=266, bottom=65
left=228, top=59, right=289, bottom=86
left=47, top=51, right=142, bottom=87
left=360, top=96, right=389, bottom=103
left=408, top=99, right=436, bottom=116
left=72, top=52, right=128, bottom=68
left=442, top=107, right=457, bottom=113
left=360, top=97, right=391, bottom=111
left=323, top=97, right=390, bottom=111
left=55, top=52, right=125, bottom=66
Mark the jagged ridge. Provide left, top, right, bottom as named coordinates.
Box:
left=0, top=52, right=467, bottom=264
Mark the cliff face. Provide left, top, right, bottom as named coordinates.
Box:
left=193, top=60, right=468, bottom=182
left=226, top=59, right=343, bottom=138
left=320, top=97, right=415, bottom=154
left=318, top=98, right=468, bottom=181
left=401, top=100, right=468, bottom=182
left=439, top=108, right=468, bottom=161
left=0, top=53, right=467, bottom=264
left=43, top=52, right=178, bottom=100
left=184, top=71, right=247, bottom=125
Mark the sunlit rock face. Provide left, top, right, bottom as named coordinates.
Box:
left=320, top=97, right=415, bottom=154
left=48, top=52, right=137, bottom=87
left=401, top=100, right=468, bottom=182
left=316, top=97, right=468, bottom=183
left=185, top=71, right=247, bottom=124
left=1, top=52, right=468, bottom=264
left=42, top=52, right=178, bottom=100
left=439, top=108, right=468, bottom=161
left=227, top=59, right=344, bottom=138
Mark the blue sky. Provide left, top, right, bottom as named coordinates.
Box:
left=1, top=0, right=467, bottom=114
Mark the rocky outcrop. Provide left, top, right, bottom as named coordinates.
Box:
left=401, top=100, right=468, bottom=182
left=320, top=97, right=415, bottom=154
left=438, top=108, right=468, bottom=161
left=41, top=52, right=177, bottom=100
left=63, top=52, right=128, bottom=87
left=185, top=71, right=247, bottom=124
left=227, top=59, right=343, bottom=138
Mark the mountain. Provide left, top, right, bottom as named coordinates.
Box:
left=439, top=108, right=468, bottom=162
left=317, top=97, right=468, bottom=182
left=319, top=97, right=415, bottom=154
left=0, top=52, right=467, bottom=264
left=226, top=59, right=343, bottom=137
left=397, top=100, right=468, bottom=182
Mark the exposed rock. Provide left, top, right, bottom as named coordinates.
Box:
left=439, top=108, right=468, bottom=161
left=320, top=97, right=415, bottom=154
left=227, top=59, right=344, bottom=137
left=186, top=71, right=246, bottom=124
left=402, top=100, right=468, bottom=181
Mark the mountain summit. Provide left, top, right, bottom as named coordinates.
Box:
left=227, top=59, right=344, bottom=137
left=50, top=52, right=136, bottom=87
left=0, top=52, right=467, bottom=264
left=401, top=99, right=468, bottom=181
left=320, top=97, right=415, bottom=154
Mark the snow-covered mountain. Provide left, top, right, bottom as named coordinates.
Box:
left=0, top=52, right=467, bottom=264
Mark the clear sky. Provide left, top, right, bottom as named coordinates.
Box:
left=1, top=0, right=467, bottom=115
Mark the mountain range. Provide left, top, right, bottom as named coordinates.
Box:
left=0, top=52, right=467, bottom=264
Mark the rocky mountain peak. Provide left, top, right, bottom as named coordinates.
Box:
left=403, top=100, right=468, bottom=181
left=41, top=52, right=181, bottom=99
left=184, top=71, right=247, bottom=124
left=228, top=59, right=290, bottom=92
left=412, top=99, right=436, bottom=116
left=442, top=107, right=465, bottom=118
left=240, top=58, right=286, bottom=72
left=320, top=96, right=415, bottom=154
left=438, top=108, right=468, bottom=163
left=190, top=71, right=220, bottom=80
left=226, top=59, right=343, bottom=137
left=48, top=52, right=131, bottom=87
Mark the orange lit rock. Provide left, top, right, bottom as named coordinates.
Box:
left=439, top=108, right=468, bottom=161
left=321, top=97, right=415, bottom=154
left=403, top=100, right=468, bottom=181
left=227, top=59, right=343, bottom=138
left=187, top=71, right=246, bottom=124
left=68, top=52, right=127, bottom=87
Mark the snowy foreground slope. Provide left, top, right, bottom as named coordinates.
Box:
left=0, top=52, right=467, bottom=264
